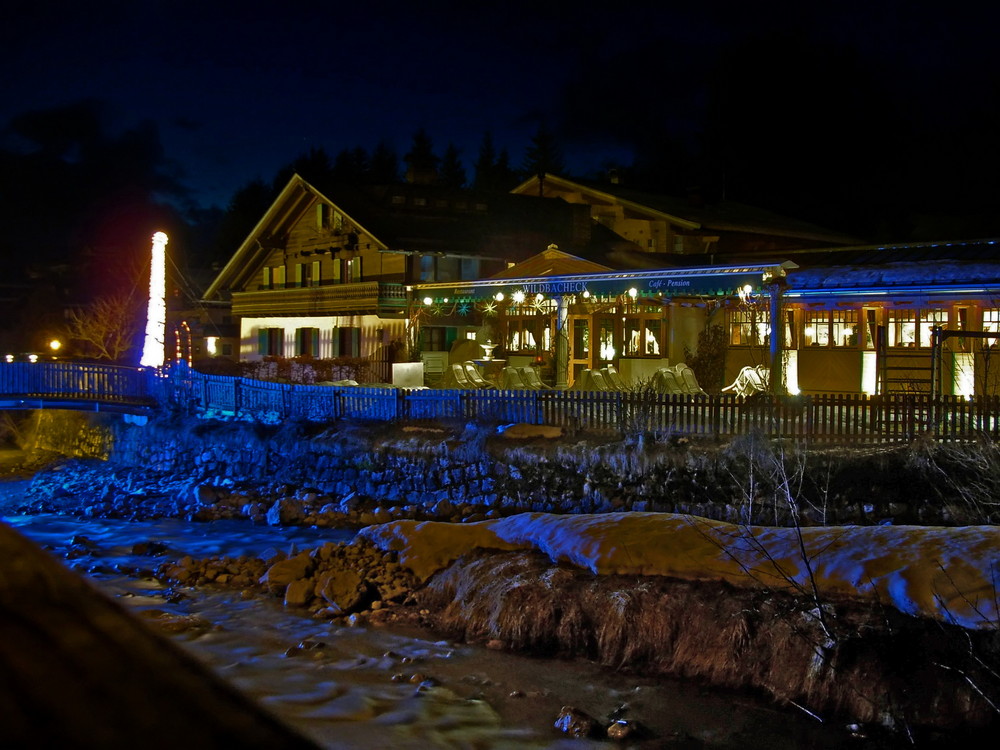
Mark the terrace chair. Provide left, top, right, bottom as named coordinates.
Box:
left=588, top=369, right=612, bottom=391
left=462, top=361, right=495, bottom=389
left=722, top=365, right=769, bottom=397
left=501, top=366, right=530, bottom=389
left=519, top=366, right=552, bottom=390
left=602, top=365, right=627, bottom=391
left=437, top=363, right=476, bottom=389
left=673, top=363, right=707, bottom=396
left=570, top=369, right=592, bottom=391
left=653, top=367, right=685, bottom=395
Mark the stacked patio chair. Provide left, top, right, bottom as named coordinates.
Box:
left=437, top=363, right=477, bottom=389
left=652, top=367, right=686, bottom=395
left=601, top=364, right=627, bottom=391
left=518, top=366, right=553, bottom=390
left=673, top=363, right=707, bottom=395
left=501, top=366, right=530, bottom=389
left=462, top=361, right=496, bottom=389
left=571, top=368, right=615, bottom=391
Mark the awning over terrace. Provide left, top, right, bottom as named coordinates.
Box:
left=411, top=261, right=797, bottom=305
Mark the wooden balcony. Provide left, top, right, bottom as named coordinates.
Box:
left=231, top=282, right=407, bottom=316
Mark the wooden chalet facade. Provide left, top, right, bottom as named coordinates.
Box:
left=204, top=171, right=1000, bottom=396
left=202, top=174, right=629, bottom=379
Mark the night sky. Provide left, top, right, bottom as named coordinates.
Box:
left=3, top=1, right=1000, bottom=238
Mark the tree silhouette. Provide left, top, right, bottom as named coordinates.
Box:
left=368, top=140, right=400, bottom=184
left=332, top=146, right=370, bottom=184
left=439, top=143, right=466, bottom=188
left=403, top=127, right=439, bottom=184
left=522, top=122, right=565, bottom=189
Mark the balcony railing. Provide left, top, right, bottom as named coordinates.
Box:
left=232, top=282, right=407, bottom=316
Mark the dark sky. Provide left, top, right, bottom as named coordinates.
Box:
left=3, top=1, right=1000, bottom=238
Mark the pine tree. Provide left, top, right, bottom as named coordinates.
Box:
left=332, top=146, right=369, bottom=183
left=403, top=127, right=439, bottom=184
left=473, top=132, right=498, bottom=189
left=439, top=142, right=467, bottom=188
left=523, top=123, right=565, bottom=184
left=369, top=140, right=400, bottom=184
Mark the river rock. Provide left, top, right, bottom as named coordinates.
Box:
left=554, top=706, right=597, bottom=738
left=284, top=578, right=314, bottom=608
left=266, top=498, right=304, bottom=526
left=260, top=553, right=314, bottom=594
left=316, top=569, right=367, bottom=614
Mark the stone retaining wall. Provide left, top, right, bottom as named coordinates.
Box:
left=22, top=410, right=974, bottom=526
left=86, top=413, right=955, bottom=527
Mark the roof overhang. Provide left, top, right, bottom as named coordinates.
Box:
left=412, top=261, right=796, bottom=303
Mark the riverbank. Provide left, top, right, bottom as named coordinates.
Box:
left=5, top=412, right=1000, bottom=744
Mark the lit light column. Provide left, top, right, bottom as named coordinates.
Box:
left=140, top=231, right=168, bottom=368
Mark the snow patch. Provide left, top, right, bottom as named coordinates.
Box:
left=359, top=512, right=1000, bottom=630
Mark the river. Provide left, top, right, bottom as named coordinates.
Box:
left=1, top=480, right=870, bottom=748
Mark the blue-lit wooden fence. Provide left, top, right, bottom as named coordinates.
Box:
left=170, top=368, right=1000, bottom=444
left=3, top=362, right=1000, bottom=443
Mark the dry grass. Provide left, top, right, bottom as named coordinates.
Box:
left=418, top=549, right=1000, bottom=733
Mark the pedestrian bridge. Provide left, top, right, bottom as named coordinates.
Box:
left=0, top=362, right=158, bottom=415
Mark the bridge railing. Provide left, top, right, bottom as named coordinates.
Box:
left=0, top=361, right=157, bottom=405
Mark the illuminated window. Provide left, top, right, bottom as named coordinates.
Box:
left=803, top=310, right=829, bottom=346
left=887, top=308, right=946, bottom=347
left=803, top=309, right=858, bottom=347
left=730, top=308, right=770, bottom=346
left=572, top=319, right=589, bottom=357
left=919, top=309, right=947, bottom=347
left=887, top=310, right=916, bottom=347
left=506, top=299, right=551, bottom=353
left=984, top=309, right=1000, bottom=335
left=623, top=303, right=664, bottom=356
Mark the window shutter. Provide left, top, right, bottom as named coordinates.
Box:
left=331, top=327, right=340, bottom=357
left=311, top=328, right=320, bottom=357
left=351, top=327, right=361, bottom=357
left=258, top=329, right=268, bottom=355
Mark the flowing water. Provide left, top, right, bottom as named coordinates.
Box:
left=2, top=481, right=869, bottom=749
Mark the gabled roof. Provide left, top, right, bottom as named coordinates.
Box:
left=204, top=174, right=637, bottom=299
left=513, top=173, right=860, bottom=246
left=203, top=174, right=387, bottom=299
left=488, top=245, right=612, bottom=279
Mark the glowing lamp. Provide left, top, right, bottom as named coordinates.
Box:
left=628, top=287, right=637, bottom=299
left=512, top=291, right=526, bottom=304
left=423, top=297, right=433, bottom=306
left=494, top=292, right=504, bottom=301
left=140, top=232, right=168, bottom=368
left=49, top=339, right=62, bottom=352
